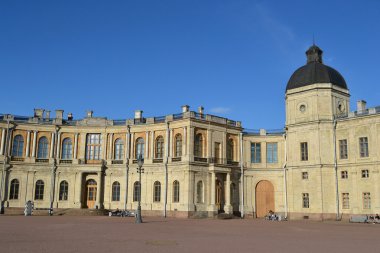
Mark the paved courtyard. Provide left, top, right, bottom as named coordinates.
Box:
left=1, top=216, right=379, bottom=253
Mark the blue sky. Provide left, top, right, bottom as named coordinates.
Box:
left=1, top=0, right=380, bottom=129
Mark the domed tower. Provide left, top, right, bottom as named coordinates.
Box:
left=285, top=45, right=350, bottom=126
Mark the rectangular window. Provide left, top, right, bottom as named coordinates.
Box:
left=363, top=192, right=371, bottom=209
left=251, top=143, right=261, bottom=163
left=86, top=134, right=102, bottom=160
left=302, top=172, right=308, bottom=180
left=361, top=169, right=369, bottom=178
left=341, top=171, right=348, bottom=179
left=342, top=193, right=349, bottom=209
left=266, top=143, right=278, bottom=163
left=302, top=193, right=309, bottom=208
left=339, top=139, right=348, bottom=159
left=300, top=142, right=308, bottom=161
left=359, top=137, right=369, bottom=157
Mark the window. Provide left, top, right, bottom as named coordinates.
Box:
left=302, top=172, right=308, bottom=180
left=227, top=138, right=234, bottom=161
left=37, top=137, right=49, bottom=158
left=153, top=181, right=161, bottom=202
left=61, top=138, right=72, bottom=160
left=59, top=181, right=68, bottom=201
left=267, top=143, right=278, bottom=163
left=112, top=181, right=120, bottom=201
left=12, top=135, right=24, bottom=157
left=300, top=142, right=308, bottom=161
left=114, top=139, right=124, bottom=160
left=359, top=137, right=369, bottom=157
left=341, top=171, right=348, bottom=179
left=86, top=134, right=102, bottom=160
left=133, top=181, right=140, bottom=202
left=9, top=179, right=19, bottom=200
left=339, top=139, right=348, bottom=159
left=363, top=192, right=371, bottom=209
left=173, top=180, right=180, bottom=203
left=155, top=136, right=164, bottom=158
left=135, top=138, right=144, bottom=159
left=251, top=142, right=261, bottom=163
left=34, top=180, right=44, bottom=200
left=196, top=181, right=203, bottom=203
left=342, top=193, right=349, bottom=209
left=174, top=134, right=182, bottom=157
left=361, top=169, right=369, bottom=178
left=194, top=134, right=203, bottom=157
left=302, top=193, right=309, bottom=208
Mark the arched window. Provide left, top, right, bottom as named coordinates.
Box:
left=194, top=134, right=203, bottom=157
left=196, top=181, right=203, bottom=203
left=9, top=179, right=19, bottom=200
left=112, top=181, right=120, bottom=201
left=155, top=136, right=164, bottom=158
left=34, top=180, right=44, bottom=200
left=114, top=139, right=124, bottom=160
left=37, top=137, right=49, bottom=158
left=175, top=134, right=182, bottom=157
left=173, top=180, right=180, bottom=203
left=59, top=181, right=68, bottom=201
left=153, top=181, right=161, bottom=202
left=227, top=138, right=234, bottom=161
left=133, top=181, right=140, bottom=202
left=135, top=138, right=144, bottom=159
left=12, top=135, right=24, bottom=157
left=61, top=138, right=72, bottom=160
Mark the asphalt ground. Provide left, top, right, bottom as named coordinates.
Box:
left=1, top=216, right=379, bottom=253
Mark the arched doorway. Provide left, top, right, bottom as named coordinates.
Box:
left=86, top=179, right=97, bottom=209
left=255, top=180, right=274, bottom=218
left=216, top=179, right=223, bottom=213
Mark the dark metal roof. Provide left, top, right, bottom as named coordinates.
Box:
left=286, top=45, right=348, bottom=91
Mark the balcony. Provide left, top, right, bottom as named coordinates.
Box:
left=172, top=157, right=181, bottom=162
left=227, top=160, right=239, bottom=166
left=209, top=157, right=224, bottom=164
left=11, top=156, right=24, bottom=162
left=194, top=157, right=208, bottom=163
left=60, top=159, right=73, bottom=164
left=36, top=159, right=49, bottom=163
left=112, top=160, right=123, bottom=164
left=153, top=158, right=163, bottom=163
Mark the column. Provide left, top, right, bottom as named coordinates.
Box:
left=7, top=129, right=13, bottom=155
left=108, top=133, right=114, bottom=160
left=225, top=172, right=232, bottom=214
left=130, top=133, right=135, bottom=159
left=183, top=127, right=187, bottom=155
left=207, top=129, right=212, bottom=158
left=169, top=129, right=173, bottom=157
left=125, top=132, right=130, bottom=160
left=145, top=131, right=150, bottom=158
left=96, top=171, right=103, bottom=209
left=56, top=132, right=61, bottom=159
left=32, top=131, right=38, bottom=157
left=210, top=172, right=216, bottom=207
left=0, top=128, right=6, bottom=155
left=25, top=131, right=31, bottom=157
left=188, top=127, right=194, bottom=158
left=73, top=133, right=78, bottom=159
left=75, top=172, right=83, bottom=207
left=79, top=133, right=86, bottom=160
left=49, top=132, right=55, bottom=158
left=101, top=133, right=107, bottom=160
left=150, top=131, right=154, bottom=158
left=222, top=132, right=227, bottom=162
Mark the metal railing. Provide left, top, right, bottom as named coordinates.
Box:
left=172, top=157, right=182, bottom=162
left=154, top=116, right=166, bottom=123
left=60, top=159, right=72, bottom=164
left=194, top=157, right=207, bottom=163
left=36, top=159, right=49, bottom=163
left=11, top=157, right=24, bottom=162
left=153, top=158, right=163, bottom=163
left=111, top=160, right=123, bottom=164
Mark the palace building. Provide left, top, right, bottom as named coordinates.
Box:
left=1, top=45, right=379, bottom=220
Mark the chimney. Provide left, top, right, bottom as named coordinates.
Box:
left=67, top=113, right=73, bottom=121
left=34, top=108, right=44, bottom=119
left=86, top=110, right=93, bottom=118
left=45, top=110, right=51, bottom=120
left=181, top=105, right=190, bottom=113
left=198, top=106, right=204, bottom=115
left=135, top=110, right=143, bottom=119
left=55, top=110, right=64, bottom=119
left=357, top=100, right=367, bottom=114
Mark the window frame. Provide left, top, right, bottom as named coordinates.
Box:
left=155, top=136, right=164, bottom=159
left=34, top=180, right=44, bottom=200
left=86, top=134, right=102, bottom=160
left=302, top=193, right=309, bottom=208
left=300, top=142, right=308, bottom=161
left=12, top=135, right=24, bottom=157
left=361, top=169, right=369, bottom=178
left=342, top=193, right=350, bottom=209
left=37, top=136, right=49, bottom=159
left=359, top=137, right=369, bottom=158
left=135, top=138, right=145, bottom=159
left=153, top=181, right=161, bottom=202
left=174, top=134, right=182, bottom=157
left=363, top=192, right=371, bottom=209
left=251, top=142, right=261, bottom=163
left=112, top=181, right=121, bottom=201
left=341, top=170, right=348, bottom=179
left=173, top=180, right=180, bottom=203
left=59, top=180, right=69, bottom=201
left=339, top=139, right=348, bottom=159
left=194, top=134, right=203, bottom=157
left=266, top=142, right=278, bottom=163
left=133, top=181, right=140, bottom=202
left=9, top=179, right=20, bottom=200
left=114, top=138, right=124, bottom=160
left=61, top=138, right=73, bottom=160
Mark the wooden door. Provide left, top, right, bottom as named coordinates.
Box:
left=86, top=179, right=97, bottom=209
left=255, top=180, right=274, bottom=218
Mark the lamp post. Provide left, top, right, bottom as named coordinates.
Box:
left=135, top=154, right=144, bottom=223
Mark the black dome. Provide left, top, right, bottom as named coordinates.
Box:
left=286, top=45, right=348, bottom=91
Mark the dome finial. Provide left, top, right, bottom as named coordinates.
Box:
left=306, top=44, right=323, bottom=64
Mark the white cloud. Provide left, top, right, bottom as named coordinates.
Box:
left=209, top=107, right=231, bottom=114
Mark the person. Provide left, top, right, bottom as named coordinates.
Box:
left=375, top=214, right=380, bottom=220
